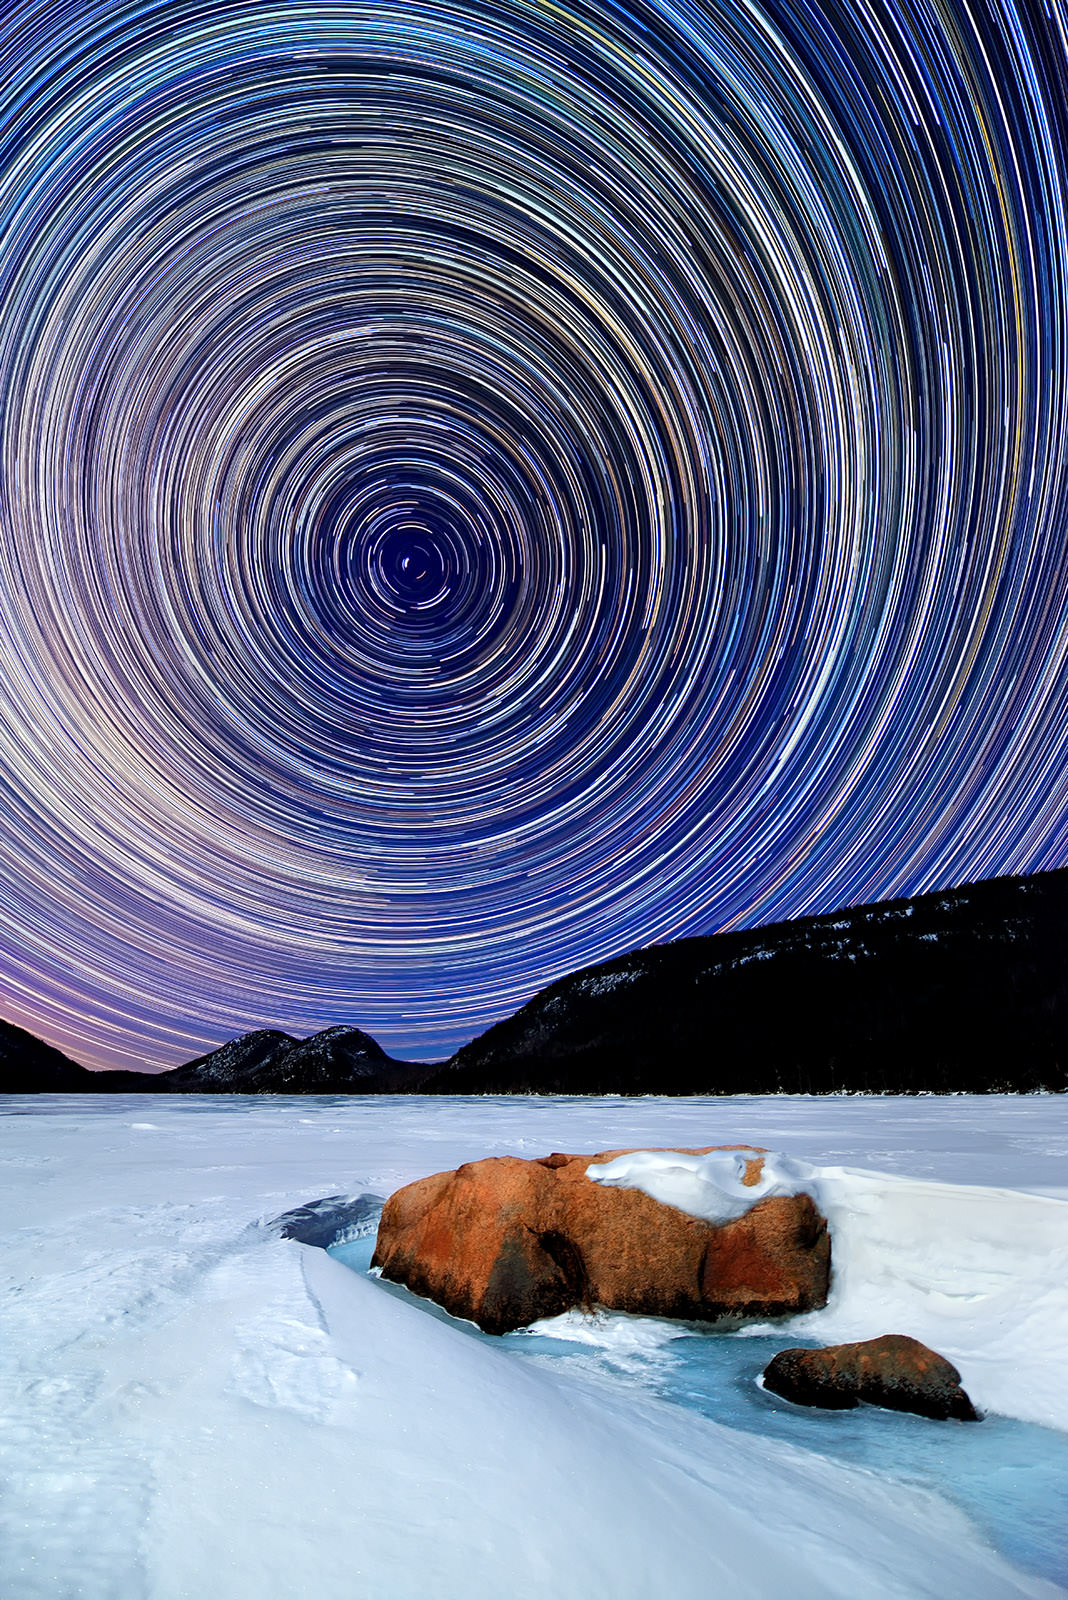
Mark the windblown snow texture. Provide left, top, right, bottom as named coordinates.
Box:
left=1, top=1095, right=1066, bottom=1598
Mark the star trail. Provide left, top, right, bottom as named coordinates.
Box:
left=2, top=0, right=1068, bottom=1070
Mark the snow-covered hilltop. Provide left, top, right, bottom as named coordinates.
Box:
left=161, top=1026, right=428, bottom=1093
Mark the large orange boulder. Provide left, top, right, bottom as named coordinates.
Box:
left=371, top=1147, right=830, bottom=1334
left=762, top=1335, right=980, bottom=1420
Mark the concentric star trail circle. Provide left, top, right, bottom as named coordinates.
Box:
left=2, top=0, right=1068, bottom=1067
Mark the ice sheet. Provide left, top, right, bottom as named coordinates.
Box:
left=1, top=1092, right=1066, bottom=1600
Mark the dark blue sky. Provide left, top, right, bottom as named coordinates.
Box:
left=3, top=0, right=1068, bottom=1070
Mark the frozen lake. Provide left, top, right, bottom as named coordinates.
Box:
left=2, top=1093, right=1067, bottom=1598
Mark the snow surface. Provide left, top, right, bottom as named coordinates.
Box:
left=1, top=1093, right=1066, bottom=1600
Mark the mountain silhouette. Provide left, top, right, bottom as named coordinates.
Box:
left=4, top=867, right=1068, bottom=1094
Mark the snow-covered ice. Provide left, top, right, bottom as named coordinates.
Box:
left=1, top=1092, right=1066, bottom=1600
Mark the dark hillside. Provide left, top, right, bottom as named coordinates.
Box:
left=419, top=869, right=1068, bottom=1094
left=158, top=1025, right=428, bottom=1093
left=0, top=1019, right=95, bottom=1092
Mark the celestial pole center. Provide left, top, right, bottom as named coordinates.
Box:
left=2, top=0, right=1068, bottom=1069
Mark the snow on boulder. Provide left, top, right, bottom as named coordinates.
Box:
left=762, top=1334, right=981, bottom=1421
left=587, top=1145, right=820, bottom=1220
left=371, top=1146, right=830, bottom=1334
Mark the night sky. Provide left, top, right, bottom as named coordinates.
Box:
left=3, top=0, right=1068, bottom=1072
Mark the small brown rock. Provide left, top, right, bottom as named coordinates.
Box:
left=762, top=1334, right=980, bottom=1421
left=371, top=1146, right=831, bottom=1334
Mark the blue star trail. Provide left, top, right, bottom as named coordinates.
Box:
left=2, top=0, right=1068, bottom=1069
